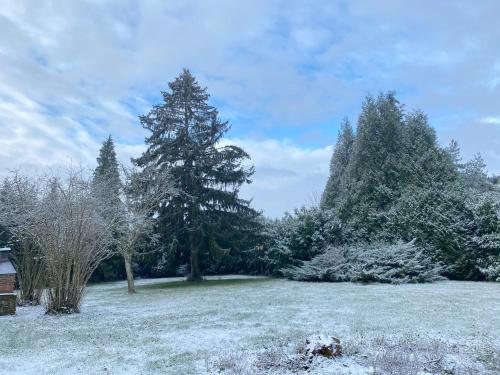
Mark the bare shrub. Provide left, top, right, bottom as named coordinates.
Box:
left=37, top=170, right=115, bottom=313
left=210, top=351, right=250, bottom=375
left=372, top=345, right=420, bottom=375
left=0, top=174, right=45, bottom=305
left=207, top=337, right=337, bottom=374
left=369, top=335, right=448, bottom=375
left=2, top=169, right=116, bottom=314
left=255, top=341, right=308, bottom=372
left=12, top=240, right=45, bottom=305
left=208, top=335, right=499, bottom=375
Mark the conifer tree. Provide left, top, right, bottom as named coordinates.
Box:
left=133, top=69, right=258, bottom=281
left=92, top=136, right=127, bottom=285
left=320, top=92, right=461, bottom=243
left=321, top=119, right=354, bottom=210
left=399, top=111, right=458, bottom=188
left=349, top=92, right=404, bottom=212
left=94, top=135, right=122, bottom=210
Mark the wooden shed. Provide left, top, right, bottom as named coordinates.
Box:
left=0, top=247, right=16, bottom=315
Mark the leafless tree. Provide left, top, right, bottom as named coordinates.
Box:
left=2, top=164, right=175, bottom=307
left=2, top=169, right=117, bottom=313
left=0, top=174, right=45, bottom=305
left=116, top=167, right=176, bottom=294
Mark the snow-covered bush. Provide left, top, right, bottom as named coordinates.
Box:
left=479, top=256, right=500, bottom=281
left=282, top=241, right=445, bottom=284
left=259, top=207, right=343, bottom=275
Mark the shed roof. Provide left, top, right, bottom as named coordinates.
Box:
left=0, top=260, right=16, bottom=275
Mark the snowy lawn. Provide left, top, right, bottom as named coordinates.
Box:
left=1, top=276, right=499, bottom=374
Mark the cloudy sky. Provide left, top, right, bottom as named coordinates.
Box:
left=1, top=1, right=499, bottom=217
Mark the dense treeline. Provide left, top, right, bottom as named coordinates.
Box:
left=2, top=73, right=499, bottom=296
left=258, top=93, right=500, bottom=282
left=90, top=70, right=264, bottom=282
left=91, top=90, right=500, bottom=283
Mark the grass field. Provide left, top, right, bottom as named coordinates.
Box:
left=1, top=276, right=499, bottom=374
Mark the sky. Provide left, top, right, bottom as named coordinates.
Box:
left=0, top=1, right=499, bottom=217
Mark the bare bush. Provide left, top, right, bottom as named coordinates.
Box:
left=0, top=174, right=45, bottom=305
left=12, top=240, right=45, bottom=305
left=37, top=170, right=115, bottom=313
left=372, top=344, right=421, bottom=375
left=210, top=351, right=250, bottom=375
left=207, top=337, right=335, bottom=374
left=368, top=336, right=450, bottom=375
left=207, top=334, right=497, bottom=375
left=2, top=169, right=116, bottom=314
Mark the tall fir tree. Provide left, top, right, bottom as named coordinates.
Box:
left=91, top=136, right=126, bottom=283
left=94, top=135, right=122, bottom=206
left=321, top=118, right=354, bottom=211
left=133, top=69, right=259, bottom=280
left=349, top=92, right=404, bottom=211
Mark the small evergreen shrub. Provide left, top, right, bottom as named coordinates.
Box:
left=282, top=241, right=445, bottom=284
left=479, top=256, right=500, bottom=281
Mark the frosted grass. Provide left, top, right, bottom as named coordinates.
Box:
left=1, top=276, right=498, bottom=374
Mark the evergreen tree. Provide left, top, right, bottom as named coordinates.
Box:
left=445, top=139, right=462, bottom=167
left=399, top=111, right=456, bottom=187
left=461, top=154, right=489, bottom=191
left=133, top=69, right=259, bottom=281
left=275, top=92, right=499, bottom=281
left=91, top=136, right=126, bottom=283
left=349, top=92, right=404, bottom=212
left=93, top=135, right=122, bottom=207
left=325, top=92, right=406, bottom=238
left=321, top=119, right=354, bottom=211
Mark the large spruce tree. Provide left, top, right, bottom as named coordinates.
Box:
left=133, top=69, right=258, bottom=280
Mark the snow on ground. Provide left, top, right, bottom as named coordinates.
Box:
left=1, top=277, right=499, bottom=374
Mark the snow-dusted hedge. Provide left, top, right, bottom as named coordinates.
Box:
left=281, top=241, right=445, bottom=284
left=479, top=256, right=500, bottom=281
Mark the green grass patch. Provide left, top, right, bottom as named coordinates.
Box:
left=138, top=277, right=272, bottom=291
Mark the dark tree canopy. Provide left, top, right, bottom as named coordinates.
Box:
left=133, top=69, right=260, bottom=280
left=314, top=92, right=500, bottom=280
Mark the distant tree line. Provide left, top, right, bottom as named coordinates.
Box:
left=91, top=70, right=263, bottom=285
left=1, top=72, right=498, bottom=316
left=257, top=93, right=500, bottom=282
left=76, top=84, right=500, bottom=284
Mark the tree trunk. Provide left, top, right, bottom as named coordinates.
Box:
left=188, top=231, right=202, bottom=281
left=124, top=253, right=136, bottom=293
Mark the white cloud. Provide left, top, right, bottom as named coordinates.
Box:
left=225, top=138, right=332, bottom=217
left=1, top=0, right=500, bottom=216
left=481, top=116, right=500, bottom=125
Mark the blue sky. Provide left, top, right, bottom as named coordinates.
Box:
left=1, top=1, right=499, bottom=217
